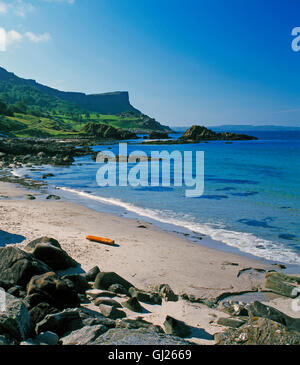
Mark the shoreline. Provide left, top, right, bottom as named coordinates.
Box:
left=0, top=180, right=276, bottom=299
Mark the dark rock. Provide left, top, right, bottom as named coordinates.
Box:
left=214, top=317, right=300, bottom=345
left=7, top=285, right=23, bottom=297
left=34, top=331, right=59, bottom=345
left=27, top=272, right=80, bottom=309
left=0, top=246, right=51, bottom=287
left=116, top=318, right=164, bottom=333
left=91, top=328, right=192, bottom=345
left=29, top=302, right=59, bottom=325
left=61, top=274, right=89, bottom=294
left=82, top=266, right=100, bottom=282
left=246, top=301, right=300, bottom=332
left=94, top=272, right=133, bottom=291
left=61, top=325, right=108, bottom=345
left=0, top=292, right=33, bottom=341
left=94, top=297, right=122, bottom=308
left=218, top=301, right=248, bottom=316
left=122, top=297, right=143, bottom=313
left=25, top=194, right=36, bottom=200
left=128, top=287, right=162, bottom=305
left=157, top=284, right=178, bottom=302
left=265, top=272, right=300, bottom=298
left=46, top=195, right=61, bottom=200
left=32, top=243, right=78, bottom=271
left=25, top=237, right=62, bottom=252
left=108, top=283, right=128, bottom=295
left=76, top=307, right=116, bottom=329
left=163, top=316, right=191, bottom=338
left=149, top=132, right=169, bottom=139
left=99, top=304, right=126, bottom=320
left=217, top=317, right=246, bottom=328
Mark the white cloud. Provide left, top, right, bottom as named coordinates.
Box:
left=0, top=1, right=8, bottom=14
left=0, top=27, right=50, bottom=51
left=25, top=31, right=51, bottom=42
left=0, top=0, right=34, bottom=18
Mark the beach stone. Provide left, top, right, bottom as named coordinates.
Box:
left=27, top=272, right=80, bottom=310
left=83, top=266, right=100, bottom=282
left=214, top=317, right=300, bottom=345
left=157, top=284, right=178, bottom=302
left=116, top=318, right=164, bottom=333
left=76, top=307, right=116, bottom=328
left=265, top=272, right=300, bottom=298
left=25, top=194, right=36, bottom=200
left=85, top=289, right=116, bottom=299
left=25, top=237, right=62, bottom=252
left=0, top=247, right=51, bottom=287
left=93, top=297, right=122, bottom=308
left=99, top=304, right=126, bottom=320
left=163, top=316, right=191, bottom=338
left=29, top=302, right=59, bottom=325
left=61, top=274, right=89, bottom=294
left=108, top=284, right=128, bottom=295
left=94, top=272, right=133, bottom=291
left=91, top=328, right=192, bottom=345
left=0, top=292, right=33, bottom=341
left=32, top=243, right=78, bottom=271
left=46, top=195, right=61, bottom=200
left=246, top=301, right=300, bottom=332
left=35, top=309, right=83, bottom=336
left=217, top=317, right=246, bottom=328
left=34, top=331, right=59, bottom=345
left=122, top=297, right=143, bottom=313
left=128, top=287, right=162, bottom=305
left=218, top=300, right=248, bottom=316
left=61, top=325, right=108, bottom=345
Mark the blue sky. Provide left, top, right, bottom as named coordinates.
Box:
left=0, top=0, right=300, bottom=127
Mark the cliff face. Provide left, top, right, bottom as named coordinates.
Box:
left=0, top=66, right=140, bottom=115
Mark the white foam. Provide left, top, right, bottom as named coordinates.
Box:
left=58, top=186, right=300, bottom=265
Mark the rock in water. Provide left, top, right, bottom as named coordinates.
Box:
left=91, top=328, right=192, bottom=345
left=61, top=325, right=108, bottom=345
left=94, top=272, right=133, bottom=291
left=0, top=292, right=33, bottom=341
left=163, top=316, right=191, bottom=338
left=214, top=317, right=300, bottom=345
left=0, top=247, right=51, bottom=287
left=27, top=272, right=80, bottom=309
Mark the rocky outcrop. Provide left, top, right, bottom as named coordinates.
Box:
left=81, top=123, right=137, bottom=140
left=265, top=272, right=300, bottom=298
left=215, top=317, right=300, bottom=345
left=180, top=125, right=258, bottom=141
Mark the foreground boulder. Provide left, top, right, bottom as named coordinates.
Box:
left=91, top=328, right=192, bottom=345
left=265, top=272, right=300, bottom=298
left=94, top=272, right=133, bottom=291
left=214, top=317, right=300, bottom=345
left=0, top=292, right=33, bottom=341
left=246, top=301, right=300, bottom=332
left=27, top=272, right=80, bottom=309
left=0, top=247, right=51, bottom=287
left=61, top=325, right=108, bottom=345
left=25, top=237, right=78, bottom=270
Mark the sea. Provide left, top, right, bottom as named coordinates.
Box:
left=13, top=129, right=300, bottom=269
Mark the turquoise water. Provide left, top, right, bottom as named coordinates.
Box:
left=16, top=130, right=300, bottom=266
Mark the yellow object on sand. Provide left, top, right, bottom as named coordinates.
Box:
left=86, top=235, right=115, bottom=245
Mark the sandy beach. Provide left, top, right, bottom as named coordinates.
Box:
left=2, top=180, right=299, bottom=344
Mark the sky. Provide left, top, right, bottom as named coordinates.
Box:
left=0, top=0, right=300, bottom=127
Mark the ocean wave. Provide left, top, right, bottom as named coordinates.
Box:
left=58, top=186, right=300, bottom=265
